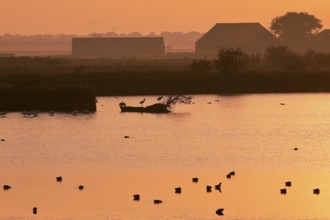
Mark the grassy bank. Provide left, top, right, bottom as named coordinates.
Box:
left=0, top=84, right=96, bottom=112
left=1, top=57, right=330, bottom=112
left=1, top=70, right=330, bottom=96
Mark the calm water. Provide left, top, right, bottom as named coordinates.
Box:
left=1, top=94, right=330, bottom=220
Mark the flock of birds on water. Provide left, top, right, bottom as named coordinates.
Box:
left=0, top=173, right=231, bottom=216
left=0, top=100, right=324, bottom=217
left=131, top=173, right=234, bottom=216
left=2, top=176, right=84, bottom=215
left=2, top=137, right=321, bottom=217
left=129, top=167, right=321, bottom=217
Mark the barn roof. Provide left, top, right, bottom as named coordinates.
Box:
left=317, top=29, right=330, bottom=36
left=196, top=23, right=280, bottom=54
left=73, top=37, right=164, bottom=40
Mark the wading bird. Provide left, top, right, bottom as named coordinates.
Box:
left=139, top=98, right=145, bottom=106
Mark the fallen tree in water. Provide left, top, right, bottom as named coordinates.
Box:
left=162, top=95, right=193, bottom=108
left=119, top=95, right=193, bottom=113
left=0, top=84, right=97, bottom=112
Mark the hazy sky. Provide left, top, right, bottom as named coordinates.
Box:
left=1, top=0, right=330, bottom=35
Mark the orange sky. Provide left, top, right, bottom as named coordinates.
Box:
left=1, top=0, right=329, bottom=35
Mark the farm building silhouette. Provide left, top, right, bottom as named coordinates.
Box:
left=72, top=37, right=165, bottom=58
left=196, top=23, right=280, bottom=56
left=313, top=29, right=330, bottom=53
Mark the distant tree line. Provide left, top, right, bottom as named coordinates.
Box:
left=0, top=11, right=329, bottom=55
left=0, top=32, right=203, bottom=53
left=191, top=46, right=330, bottom=74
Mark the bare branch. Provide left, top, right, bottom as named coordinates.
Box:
left=162, top=95, right=193, bottom=108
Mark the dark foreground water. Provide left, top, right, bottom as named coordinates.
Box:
left=0, top=94, right=330, bottom=219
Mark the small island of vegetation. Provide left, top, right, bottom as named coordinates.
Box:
left=119, top=95, right=193, bottom=113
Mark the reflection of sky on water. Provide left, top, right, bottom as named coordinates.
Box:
left=0, top=94, right=329, bottom=219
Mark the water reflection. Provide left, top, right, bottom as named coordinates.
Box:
left=0, top=94, right=330, bottom=219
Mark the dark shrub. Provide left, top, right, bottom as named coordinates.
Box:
left=215, top=47, right=248, bottom=74
left=190, top=57, right=212, bottom=73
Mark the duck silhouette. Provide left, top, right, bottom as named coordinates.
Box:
left=133, top=194, right=140, bottom=201
left=192, top=177, right=198, bottom=183
left=3, top=185, right=11, bottom=190
left=216, top=208, right=224, bottom=215
left=285, top=181, right=292, bottom=187
left=175, top=187, right=182, bottom=194
left=154, top=199, right=162, bottom=204
left=280, top=188, right=287, bottom=194
left=215, top=182, right=222, bottom=191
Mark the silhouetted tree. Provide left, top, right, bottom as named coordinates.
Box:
left=190, top=57, right=212, bottom=73
left=270, top=12, right=323, bottom=49
left=127, top=32, right=143, bottom=37
left=264, top=45, right=303, bottom=70
left=302, top=50, right=316, bottom=69
left=241, top=53, right=263, bottom=72
left=162, top=95, right=193, bottom=108
left=215, top=47, right=248, bottom=74
left=146, top=32, right=157, bottom=37
left=313, top=52, right=330, bottom=69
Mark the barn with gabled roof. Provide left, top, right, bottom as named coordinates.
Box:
left=313, top=29, right=330, bottom=53
left=195, top=23, right=280, bottom=56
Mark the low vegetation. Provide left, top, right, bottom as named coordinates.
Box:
left=215, top=47, right=248, bottom=74
left=1, top=45, right=330, bottom=112
left=0, top=84, right=96, bottom=112
left=190, top=57, right=212, bottom=73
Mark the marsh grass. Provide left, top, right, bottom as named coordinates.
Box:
left=1, top=55, right=330, bottom=105
left=0, top=83, right=96, bottom=112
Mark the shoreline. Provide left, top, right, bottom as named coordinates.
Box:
left=1, top=57, right=330, bottom=110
